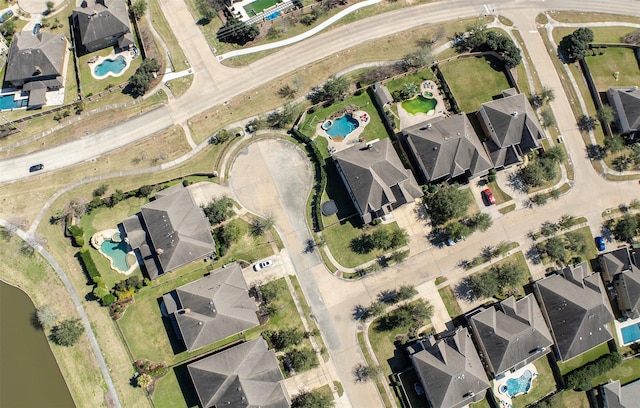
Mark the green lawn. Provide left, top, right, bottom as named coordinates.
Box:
left=553, top=26, right=640, bottom=49
left=243, top=0, right=279, bottom=15
left=356, top=332, right=393, bottom=407
left=322, top=221, right=405, bottom=268
left=152, top=370, right=190, bottom=408
left=299, top=92, right=389, bottom=142
left=487, top=180, right=512, bottom=205
left=385, top=68, right=436, bottom=95
left=585, top=47, right=640, bottom=91
left=537, top=226, right=597, bottom=266
left=438, top=286, right=462, bottom=318
left=558, top=342, right=610, bottom=374
left=471, top=396, right=492, bottom=408
left=512, top=358, right=557, bottom=408
left=401, top=96, right=438, bottom=115
left=551, top=389, right=589, bottom=408
left=321, top=160, right=359, bottom=228
left=439, top=55, right=512, bottom=113
left=591, top=356, right=640, bottom=387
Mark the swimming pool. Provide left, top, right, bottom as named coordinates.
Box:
left=621, top=323, right=640, bottom=344
left=402, top=96, right=437, bottom=115
left=94, top=56, right=127, bottom=77
left=0, top=94, right=27, bottom=110
left=100, top=239, right=131, bottom=272
left=325, top=114, right=359, bottom=138
left=502, top=370, right=533, bottom=397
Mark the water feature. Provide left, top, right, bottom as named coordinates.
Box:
left=94, top=55, right=127, bottom=77
left=0, top=94, right=27, bottom=110
left=0, top=281, right=75, bottom=407
left=621, top=323, right=640, bottom=344
left=100, top=239, right=131, bottom=272
left=402, top=95, right=437, bottom=115
left=325, top=114, right=359, bottom=138
left=504, top=370, right=533, bottom=397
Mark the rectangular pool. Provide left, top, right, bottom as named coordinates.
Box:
left=0, top=94, right=27, bottom=110
left=621, top=323, right=640, bottom=344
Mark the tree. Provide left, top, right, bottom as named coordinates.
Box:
left=468, top=272, right=499, bottom=299
left=218, top=17, right=259, bottom=45
left=287, top=347, right=318, bottom=372
left=366, top=301, right=386, bottom=319
left=401, top=46, right=434, bottom=70
left=50, top=318, right=84, bottom=346
left=278, top=84, right=297, bottom=99
left=136, top=185, right=154, bottom=197
left=93, top=183, right=108, bottom=197
left=445, top=222, right=470, bottom=241
left=566, top=231, right=587, bottom=254
left=597, top=105, right=615, bottom=126
left=353, top=363, right=381, bottom=383
left=251, top=213, right=276, bottom=236
left=494, top=263, right=524, bottom=289
left=128, top=58, right=160, bottom=97
left=393, top=82, right=420, bottom=101
left=557, top=214, right=575, bottom=230
left=424, top=184, right=472, bottom=226
left=36, top=305, right=59, bottom=329
left=545, top=146, right=565, bottom=163
left=267, top=102, right=299, bottom=128
left=540, top=108, right=555, bottom=128
left=202, top=196, right=235, bottom=225
left=310, top=75, right=349, bottom=104
left=613, top=155, right=633, bottom=172
left=559, top=27, right=594, bottom=62
left=468, top=212, right=493, bottom=232
left=130, top=0, right=147, bottom=19
left=370, top=228, right=392, bottom=250
left=46, top=1, right=55, bottom=12
left=0, top=18, right=15, bottom=40
left=220, top=219, right=246, bottom=245
left=269, top=328, right=305, bottom=350
left=604, top=134, right=625, bottom=154
left=292, top=390, right=334, bottom=408
left=544, top=236, right=567, bottom=263
left=613, top=214, right=638, bottom=242
left=137, top=373, right=153, bottom=388
left=396, top=285, right=418, bottom=301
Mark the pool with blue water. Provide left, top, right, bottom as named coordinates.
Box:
left=94, top=56, right=127, bottom=77
left=100, top=239, right=131, bottom=272
left=621, top=323, right=640, bottom=344
left=325, top=114, right=359, bottom=138
left=0, top=94, right=27, bottom=110
left=504, top=370, right=533, bottom=397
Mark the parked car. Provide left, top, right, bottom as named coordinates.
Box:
left=482, top=188, right=496, bottom=205
left=595, top=236, right=606, bottom=251
left=29, top=163, right=44, bottom=172
left=253, top=259, right=273, bottom=271
left=33, top=22, right=41, bottom=34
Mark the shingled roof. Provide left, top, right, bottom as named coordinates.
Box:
left=333, top=139, right=422, bottom=223
left=163, top=263, right=258, bottom=351
left=534, top=263, right=614, bottom=362
left=403, top=114, right=493, bottom=183
left=408, top=327, right=490, bottom=408
left=187, top=338, right=289, bottom=408
left=599, top=247, right=640, bottom=319
left=73, top=0, right=131, bottom=51
left=477, top=89, right=542, bottom=168
left=602, top=379, right=640, bottom=408
left=5, top=31, right=67, bottom=88
left=469, top=295, right=553, bottom=377
left=122, top=184, right=215, bottom=279
left=608, top=87, right=640, bottom=134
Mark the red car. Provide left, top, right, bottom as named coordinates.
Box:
left=483, top=189, right=496, bottom=205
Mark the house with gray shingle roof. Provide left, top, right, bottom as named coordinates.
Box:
left=601, top=379, right=640, bottom=408
left=4, top=31, right=68, bottom=108
left=72, top=0, right=133, bottom=53
left=408, top=327, right=490, bottom=408
left=162, top=262, right=258, bottom=351
left=332, top=138, right=422, bottom=223
left=468, top=295, right=553, bottom=378
left=599, top=247, right=640, bottom=319
left=121, top=183, right=215, bottom=279
left=607, top=86, right=640, bottom=135
left=187, top=338, right=289, bottom=408
left=402, top=113, right=493, bottom=184
left=534, top=262, right=614, bottom=362
left=477, top=88, right=543, bottom=169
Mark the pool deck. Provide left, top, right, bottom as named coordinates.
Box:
left=89, top=48, right=136, bottom=80
left=397, top=80, right=448, bottom=129
left=493, top=363, right=539, bottom=408
left=614, top=317, right=640, bottom=346
left=315, top=109, right=371, bottom=154
left=91, top=229, right=138, bottom=275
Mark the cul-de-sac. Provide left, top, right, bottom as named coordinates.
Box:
left=1, top=0, right=640, bottom=407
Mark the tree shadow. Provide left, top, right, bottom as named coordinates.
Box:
left=352, top=304, right=367, bottom=321
left=526, top=245, right=542, bottom=265
left=454, top=279, right=476, bottom=303
left=30, top=311, right=42, bottom=330
left=507, top=172, right=528, bottom=194
left=157, top=297, right=187, bottom=355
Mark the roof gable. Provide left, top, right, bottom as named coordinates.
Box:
left=73, top=0, right=131, bottom=47
left=608, top=87, right=640, bottom=132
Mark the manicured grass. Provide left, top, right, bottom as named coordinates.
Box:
left=77, top=50, right=142, bottom=97
left=401, top=96, right=437, bottom=115
left=591, top=356, right=640, bottom=387
left=553, top=389, right=589, bottom=407
left=558, top=342, right=610, bottom=374
left=165, top=76, right=194, bottom=99
left=322, top=221, right=405, bottom=268
left=438, top=286, right=463, bottom=318
left=586, top=48, right=640, bottom=91
left=552, top=26, right=639, bottom=45
left=385, top=68, right=436, bottom=95
left=151, top=370, right=188, bottom=408
left=243, top=0, right=279, bottom=15
left=512, top=357, right=557, bottom=408
left=499, top=203, right=516, bottom=214
left=290, top=275, right=328, bottom=361
left=471, top=396, right=492, bottom=408
left=439, top=55, right=512, bottom=113
left=547, top=11, right=640, bottom=24
left=487, top=180, right=512, bottom=205
left=299, top=91, right=389, bottom=143
left=148, top=0, right=189, bottom=71
left=357, top=332, right=393, bottom=408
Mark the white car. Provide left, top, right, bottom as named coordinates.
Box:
left=253, top=259, right=273, bottom=271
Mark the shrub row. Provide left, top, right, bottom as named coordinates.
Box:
left=291, top=128, right=326, bottom=231
left=67, top=225, right=85, bottom=247
left=565, top=352, right=622, bottom=391
left=79, top=249, right=101, bottom=284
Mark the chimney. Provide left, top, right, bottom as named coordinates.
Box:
left=33, top=66, right=42, bottom=75
left=511, top=111, right=518, bottom=117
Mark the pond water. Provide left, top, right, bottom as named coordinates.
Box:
left=0, top=281, right=75, bottom=407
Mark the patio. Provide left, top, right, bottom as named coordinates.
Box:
left=88, top=47, right=138, bottom=80
left=397, top=80, right=447, bottom=128
left=493, top=363, right=539, bottom=408
left=315, top=109, right=371, bottom=154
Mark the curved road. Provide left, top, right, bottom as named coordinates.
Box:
left=1, top=0, right=639, bottom=183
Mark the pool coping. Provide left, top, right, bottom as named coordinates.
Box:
left=314, top=109, right=371, bottom=154
left=613, top=317, right=640, bottom=346
left=91, top=229, right=138, bottom=275
left=89, top=49, right=135, bottom=80
left=493, top=363, right=539, bottom=408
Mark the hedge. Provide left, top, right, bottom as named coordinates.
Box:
left=78, top=249, right=102, bottom=284
left=565, top=352, right=622, bottom=391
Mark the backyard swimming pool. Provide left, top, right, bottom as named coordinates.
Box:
left=100, top=239, right=131, bottom=272
left=0, top=94, right=27, bottom=110
left=402, top=96, right=437, bottom=115
left=501, top=370, right=533, bottom=397
left=94, top=56, right=127, bottom=77
left=325, top=114, right=359, bottom=138
left=621, top=323, right=640, bottom=344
